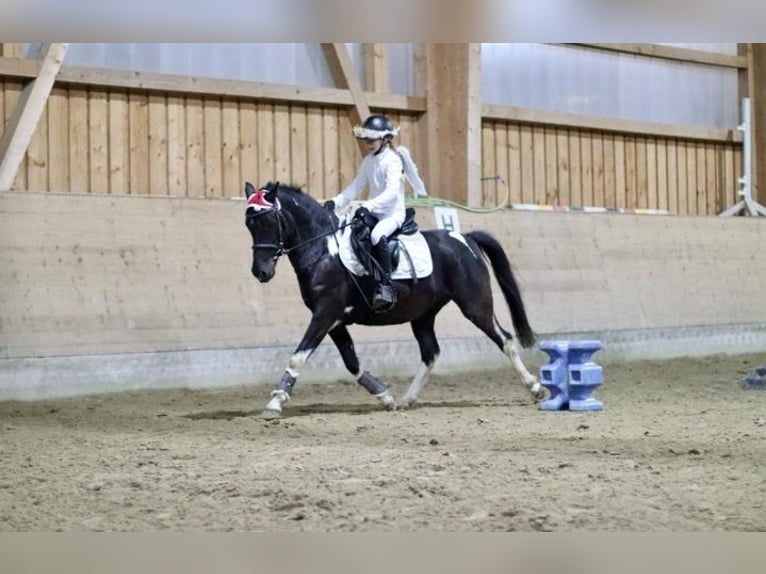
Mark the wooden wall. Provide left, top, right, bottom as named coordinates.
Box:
left=3, top=191, right=766, bottom=361
left=1, top=74, right=742, bottom=216
left=0, top=79, right=425, bottom=200
left=481, top=121, right=743, bottom=215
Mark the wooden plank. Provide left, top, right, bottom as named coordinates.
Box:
left=166, top=95, right=187, bottom=197
left=1, top=44, right=25, bottom=58
left=88, top=89, right=109, bottom=194
left=706, top=144, right=719, bottom=215
left=272, top=103, right=291, bottom=185
left=0, top=57, right=426, bottom=113
left=507, top=124, right=522, bottom=205
left=289, top=104, right=308, bottom=189
left=203, top=98, right=223, bottom=197
left=602, top=133, right=615, bottom=208
left=239, top=99, right=257, bottom=191
left=624, top=137, right=637, bottom=208
left=68, top=87, right=89, bottom=193
left=483, top=104, right=741, bottom=144
left=613, top=136, right=626, bottom=209
left=543, top=127, right=561, bottom=205
left=0, top=44, right=68, bottom=191
left=305, top=106, right=324, bottom=196
left=363, top=44, right=389, bottom=93
left=721, top=145, right=736, bottom=212
left=592, top=133, right=605, bottom=207
left=695, top=142, right=706, bottom=215
left=338, top=113, right=356, bottom=191
left=635, top=137, right=648, bottom=209
left=148, top=93, right=168, bottom=196
left=185, top=96, right=205, bottom=197
left=128, top=92, right=149, bottom=195
left=676, top=142, right=688, bottom=215
left=645, top=137, right=657, bottom=210
left=532, top=125, right=546, bottom=204
left=686, top=142, right=698, bottom=215
left=568, top=130, right=582, bottom=207
left=108, top=91, right=130, bottom=194
left=519, top=124, right=534, bottom=204
left=555, top=128, right=569, bottom=206
left=256, top=102, right=275, bottom=187
left=25, top=89, right=48, bottom=191
left=47, top=87, right=69, bottom=192
left=580, top=131, right=594, bottom=206
left=481, top=123, right=495, bottom=207
left=667, top=141, right=679, bottom=214
left=221, top=98, right=241, bottom=198
left=322, top=108, right=339, bottom=192
left=564, top=43, right=748, bottom=69
left=656, top=139, right=669, bottom=212
left=413, top=44, right=427, bottom=98
left=494, top=123, right=509, bottom=207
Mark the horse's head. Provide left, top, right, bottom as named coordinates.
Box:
left=244, top=181, right=283, bottom=282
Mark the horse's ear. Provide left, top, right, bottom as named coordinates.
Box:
left=264, top=181, right=279, bottom=204
left=245, top=182, right=256, bottom=199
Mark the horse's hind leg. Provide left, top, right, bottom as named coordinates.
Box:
left=398, top=312, right=440, bottom=408
left=328, top=325, right=396, bottom=410
left=457, top=300, right=544, bottom=400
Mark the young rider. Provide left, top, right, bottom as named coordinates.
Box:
left=325, top=114, right=428, bottom=312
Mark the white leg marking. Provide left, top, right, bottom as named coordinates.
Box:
left=399, top=358, right=437, bottom=408
left=287, top=350, right=311, bottom=374
left=376, top=389, right=397, bottom=410
left=501, top=336, right=544, bottom=400
left=265, top=390, right=289, bottom=413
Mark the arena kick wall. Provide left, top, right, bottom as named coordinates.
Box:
left=2, top=192, right=765, bottom=399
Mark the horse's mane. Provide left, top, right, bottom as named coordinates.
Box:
left=265, top=181, right=306, bottom=195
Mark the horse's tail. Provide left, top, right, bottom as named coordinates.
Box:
left=466, top=230, right=536, bottom=349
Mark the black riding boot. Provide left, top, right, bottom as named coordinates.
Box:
left=371, top=239, right=396, bottom=313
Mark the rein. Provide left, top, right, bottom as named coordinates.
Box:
left=249, top=207, right=354, bottom=259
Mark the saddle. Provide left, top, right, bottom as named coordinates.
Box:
left=350, top=208, right=419, bottom=279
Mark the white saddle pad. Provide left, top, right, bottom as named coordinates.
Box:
left=335, top=216, right=433, bottom=279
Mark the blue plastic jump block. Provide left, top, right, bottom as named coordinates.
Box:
left=538, top=339, right=604, bottom=411
left=567, top=340, right=604, bottom=411
left=539, top=340, right=570, bottom=411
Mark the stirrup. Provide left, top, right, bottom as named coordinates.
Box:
left=371, top=284, right=396, bottom=312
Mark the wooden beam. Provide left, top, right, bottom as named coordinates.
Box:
left=426, top=43, right=482, bottom=206
left=748, top=44, right=766, bottom=205
left=0, top=43, right=69, bottom=191
left=362, top=43, right=389, bottom=93
left=559, top=43, right=748, bottom=69
left=321, top=43, right=371, bottom=157
left=482, top=104, right=742, bottom=144
left=0, top=57, right=427, bottom=113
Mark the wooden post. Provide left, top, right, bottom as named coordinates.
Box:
left=0, top=43, right=69, bottom=192
left=425, top=43, right=482, bottom=206
left=746, top=43, right=766, bottom=205
left=321, top=43, right=371, bottom=157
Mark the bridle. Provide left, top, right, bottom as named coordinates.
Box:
left=248, top=203, right=355, bottom=262
left=248, top=207, right=287, bottom=259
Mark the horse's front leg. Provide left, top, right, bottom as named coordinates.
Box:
left=328, top=325, right=397, bottom=410
left=262, top=313, right=336, bottom=419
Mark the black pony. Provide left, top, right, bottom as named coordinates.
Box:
left=244, top=181, right=544, bottom=418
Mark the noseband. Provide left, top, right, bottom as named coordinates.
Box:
left=248, top=207, right=286, bottom=259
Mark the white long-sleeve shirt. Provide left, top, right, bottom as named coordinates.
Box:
left=332, top=145, right=427, bottom=222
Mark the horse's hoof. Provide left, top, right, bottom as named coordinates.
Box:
left=260, top=408, right=282, bottom=420
left=397, top=398, right=414, bottom=409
